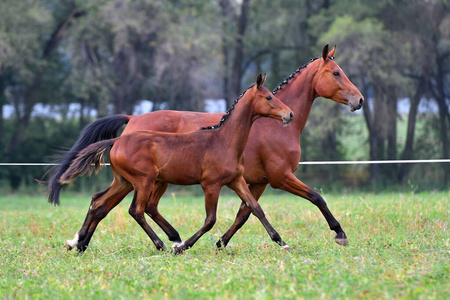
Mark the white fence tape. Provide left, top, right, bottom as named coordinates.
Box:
left=0, top=159, right=449, bottom=166
left=297, top=159, right=450, bottom=165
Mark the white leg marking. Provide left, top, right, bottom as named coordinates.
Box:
left=172, top=241, right=185, bottom=249
left=281, top=244, right=291, bottom=251
left=66, top=232, right=79, bottom=248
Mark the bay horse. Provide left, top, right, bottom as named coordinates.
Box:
left=48, top=45, right=363, bottom=248
left=59, top=74, right=294, bottom=253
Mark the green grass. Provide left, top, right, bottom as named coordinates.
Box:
left=0, top=190, right=448, bottom=299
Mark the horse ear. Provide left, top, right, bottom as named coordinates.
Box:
left=261, top=73, right=267, bottom=86
left=256, top=73, right=263, bottom=88
left=322, top=44, right=329, bottom=61
left=328, top=45, right=336, bottom=59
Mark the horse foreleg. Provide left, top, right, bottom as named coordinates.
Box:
left=172, top=184, right=221, bottom=254
left=278, top=172, right=348, bottom=246
left=67, top=177, right=132, bottom=252
left=129, top=181, right=166, bottom=251
left=216, top=183, right=267, bottom=249
left=227, top=176, right=290, bottom=251
left=145, top=181, right=182, bottom=246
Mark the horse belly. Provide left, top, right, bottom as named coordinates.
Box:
left=157, top=160, right=202, bottom=185
left=243, top=155, right=268, bottom=184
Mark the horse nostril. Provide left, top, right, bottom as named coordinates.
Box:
left=359, top=98, right=364, bottom=107
left=289, top=112, right=294, bottom=120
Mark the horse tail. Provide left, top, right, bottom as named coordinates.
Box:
left=59, top=139, right=116, bottom=185
left=46, top=114, right=130, bottom=205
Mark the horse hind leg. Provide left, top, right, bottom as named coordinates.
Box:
left=129, top=180, right=166, bottom=251
left=145, top=181, right=182, bottom=246
left=67, top=176, right=133, bottom=252
left=278, top=173, right=348, bottom=246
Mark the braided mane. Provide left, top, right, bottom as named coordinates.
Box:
left=202, top=84, right=255, bottom=130
left=202, top=56, right=321, bottom=131
left=272, top=57, right=320, bottom=95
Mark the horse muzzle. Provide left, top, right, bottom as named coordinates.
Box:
left=348, top=97, right=364, bottom=112
left=282, top=111, right=294, bottom=125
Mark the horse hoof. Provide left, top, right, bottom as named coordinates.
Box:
left=335, top=236, right=349, bottom=246
left=216, top=238, right=225, bottom=249
left=65, top=242, right=74, bottom=251
left=156, top=243, right=166, bottom=252
left=171, top=242, right=185, bottom=254
left=281, top=244, right=291, bottom=252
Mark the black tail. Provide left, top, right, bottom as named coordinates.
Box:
left=46, top=114, right=129, bottom=205
left=59, top=139, right=116, bottom=185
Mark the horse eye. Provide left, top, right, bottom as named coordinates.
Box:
left=333, top=72, right=340, bottom=77
left=266, top=96, right=272, bottom=100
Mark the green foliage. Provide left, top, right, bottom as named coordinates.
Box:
left=0, top=0, right=448, bottom=190
left=0, top=192, right=448, bottom=299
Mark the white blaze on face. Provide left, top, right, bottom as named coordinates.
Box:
left=66, top=232, right=79, bottom=248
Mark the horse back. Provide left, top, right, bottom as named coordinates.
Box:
left=124, top=110, right=222, bottom=135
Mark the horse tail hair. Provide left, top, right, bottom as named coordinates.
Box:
left=45, top=114, right=129, bottom=205
left=59, top=139, right=116, bottom=185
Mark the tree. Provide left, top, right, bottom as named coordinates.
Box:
left=319, top=15, right=405, bottom=183
left=0, top=0, right=83, bottom=159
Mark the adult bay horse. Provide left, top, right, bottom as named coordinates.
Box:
left=48, top=45, right=363, bottom=248
left=59, top=74, right=294, bottom=253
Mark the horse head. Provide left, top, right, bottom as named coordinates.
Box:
left=252, top=74, right=294, bottom=125
left=313, top=45, right=364, bottom=112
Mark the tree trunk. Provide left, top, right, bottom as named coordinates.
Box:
left=385, top=87, right=398, bottom=182
left=372, top=87, right=388, bottom=183
left=398, top=78, right=425, bottom=182
left=8, top=97, right=33, bottom=159
left=361, top=85, right=379, bottom=182
left=386, top=89, right=397, bottom=161
left=79, top=98, right=86, bottom=130
left=0, top=76, right=6, bottom=136
left=430, top=58, right=450, bottom=184
left=0, top=102, right=3, bottom=136
left=230, top=0, right=250, bottom=106
left=219, top=0, right=231, bottom=106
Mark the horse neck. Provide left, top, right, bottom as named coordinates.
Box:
left=274, top=61, right=319, bottom=134
left=214, top=94, right=256, bottom=157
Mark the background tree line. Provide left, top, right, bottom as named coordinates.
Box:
left=0, top=0, right=448, bottom=191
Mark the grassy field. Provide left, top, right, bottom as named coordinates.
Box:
left=0, top=190, right=448, bottom=299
